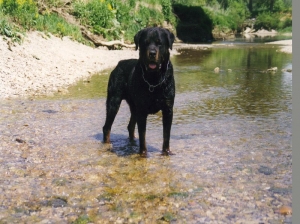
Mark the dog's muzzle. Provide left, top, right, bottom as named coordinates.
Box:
left=148, top=48, right=158, bottom=70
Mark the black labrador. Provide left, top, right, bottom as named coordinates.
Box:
left=103, top=27, right=175, bottom=156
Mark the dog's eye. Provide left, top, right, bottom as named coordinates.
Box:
left=156, top=40, right=162, bottom=45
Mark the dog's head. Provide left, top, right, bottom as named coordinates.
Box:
left=134, top=27, right=175, bottom=72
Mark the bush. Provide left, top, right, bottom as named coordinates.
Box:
left=0, top=13, right=23, bottom=42
left=201, top=1, right=249, bottom=32
left=162, top=0, right=175, bottom=24
left=227, top=1, right=250, bottom=30
left=73, top=0, right=120, bottom=39
left=1, top=0, right=38, bottom=29
left=35, top=13, right=84, bottom=40
left=73, top=0, right=176, bottom=42
left=0, top=0, right=86, bottom=43
left=254, top=12, right=280, bottom=30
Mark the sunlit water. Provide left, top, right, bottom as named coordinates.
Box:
left=0, top=43, right=292, bottom=223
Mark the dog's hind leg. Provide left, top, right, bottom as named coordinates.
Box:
left=127, top=105, right=137, bottom=141
left=103, top=95, right=122, bottom=143
left=162, top=108, right=174, bottom=155
left=136, top=113, right=148, bottom=156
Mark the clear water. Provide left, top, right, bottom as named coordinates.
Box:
left=0, top=43, right=292, bottom=223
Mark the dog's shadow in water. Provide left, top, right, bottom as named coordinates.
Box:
left=93, top=133, right=160, bottom=157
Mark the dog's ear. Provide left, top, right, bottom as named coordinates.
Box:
left=134, top=29, right=143, bottom=51
left=165, top=29, right=175, bottom=50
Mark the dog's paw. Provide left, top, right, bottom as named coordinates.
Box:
left=139, top=150, right=148, bottom=158
left=161, top=150, right=175, bottom=156
left=102, top=143, right=113, bottom=151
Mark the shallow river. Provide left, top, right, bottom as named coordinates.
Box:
left=0, top=43, right=292, bottom=223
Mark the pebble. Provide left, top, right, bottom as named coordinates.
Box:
left=278, top=205, right=292, bottom=215
left=258, top=166, right=273, bottom=175
left=206, top=210, right=215, bottom=220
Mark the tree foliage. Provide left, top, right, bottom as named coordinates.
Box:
left=173, top=0, right=291, bottom=31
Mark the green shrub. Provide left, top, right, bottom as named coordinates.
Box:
left=227, top=1, right=249, bottom=30
left=204, top=1, right=249, bottom=32
left=35, top=13, right=84, bottom=40
left=254, top=12, right=280, bottom=30
left=73, top=0, right=175, bottom=42
left=279, top=17, right=292, bottom=29
left=172, top=0, right=206, bottom=6
left=162, top=0, right=175, bottom=24
left=1, top=0, right=38, bottom=29
left=0, top=0, right=86, bottom=43
left=279, top=26, right=292, bottom=33
left=0, top=13, right=23, bottom=42
left=73, top=0, right=121, bottom=40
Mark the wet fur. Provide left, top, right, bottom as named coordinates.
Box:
left=103, top=27, right=175, bottom=156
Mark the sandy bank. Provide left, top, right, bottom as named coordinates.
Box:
left=0, top=32, right=139, bottom=99
left=266, top=39, right=292, bottom=54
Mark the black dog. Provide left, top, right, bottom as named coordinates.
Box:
left=103, top=27, right=175, bottom=156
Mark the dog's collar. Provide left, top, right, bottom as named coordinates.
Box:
left=141, top=61, right=169, bottom=92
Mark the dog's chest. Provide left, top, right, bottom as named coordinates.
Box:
left=148, top=95, right=165, bottom=114
left=128, top=65, right=174, bottom=114
left=139, top=87, right=171, bottom=114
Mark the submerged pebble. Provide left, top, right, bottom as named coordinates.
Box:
left=258, top=166, right=273, bottom=175
left=278, top=205, right=292, bottom=215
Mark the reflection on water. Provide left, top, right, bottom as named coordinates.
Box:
left=172, top=46, right=292, bottom=117
left=213, top=34, right=292, bottom=44
left=0, top=44, right=292, bottom=223
left=61, top=45, right=292, bottom=118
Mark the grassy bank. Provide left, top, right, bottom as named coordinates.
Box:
left=0, top=0, right=176, bottom=44
left=0, top=0, right=292, bottom=45
left=0, top=0, right=87, bottom=44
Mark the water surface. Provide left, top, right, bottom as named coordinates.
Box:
left=0, top=43, right=292, bottom=223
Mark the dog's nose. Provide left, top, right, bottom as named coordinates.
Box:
left=149, top=50, right=156, bottom=58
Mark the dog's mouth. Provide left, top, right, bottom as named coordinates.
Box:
left=146, top=59, right=161, bottom=71
left=148, top=63, right=157, bottom=70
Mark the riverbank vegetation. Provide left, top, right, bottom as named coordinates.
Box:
left=0, top=0, right=292, bottom=45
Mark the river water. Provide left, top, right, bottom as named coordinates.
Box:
left=0, top=42, right=292, bottom=223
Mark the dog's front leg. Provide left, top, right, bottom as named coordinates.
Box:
left=136, top=113, right=148, bottom=156
left=162, top=108, right=174, bottom=155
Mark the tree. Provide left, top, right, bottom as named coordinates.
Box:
left=253, top=0, right=291, bottom=12
left=248, top=0, right=253, bottom=12
left=270, top=0, right=274, bottom=11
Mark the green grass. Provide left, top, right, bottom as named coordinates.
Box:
left=72, top=0, right=176, bottom=41
left=0, top=12, right=23, bottom=42
left=72, top=215, right=92, bottom=224
left=0, top=0, right=176, bottom=43
left=34, top=13, right=87, bottom=43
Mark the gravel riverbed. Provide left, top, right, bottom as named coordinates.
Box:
left=0, top=32, right=292, bottom=223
